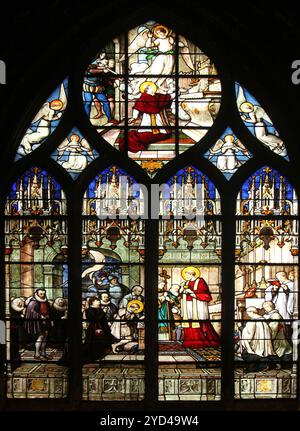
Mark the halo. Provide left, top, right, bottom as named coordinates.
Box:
left=50, top=99, right=63, bottom=111
left=240, top=101, right=254, bottom=113
left=139, top=81, right=157, bottom=94
left=127, top=299, right=144, bottom=313
left=224, top=134, right=235, bottom=142
left=181, top=266, right=201, bottom=281
left=153, top=24, right=171, bottom=38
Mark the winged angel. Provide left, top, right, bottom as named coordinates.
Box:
left=208, top=134, right=250, bottom=172
left=56, top=133, right=95, bottom=172
left=122, top=24, right=197, bottom=95
left=19, top=82, right=67, bottom=155
left=236, top=84, right=287, bottom=157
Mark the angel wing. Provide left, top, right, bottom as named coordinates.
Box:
left=237, top=83, right=273, bottom=124
left=119, top=27, right=150, bottom=61
left=234, top=139, right=251, bottom=155
left=56, top=139, right=69, bottom=159
left=80, top=138, right=95, bottom=159
left=209, top=139, right=224, bottom=156
left=58, top=82, right=67, bottom=110
left=31, top=102, right=51, bottom=124
left=236, top=84, right=247, bottom=110
left=253, top=105, right=273, bottom=125
left=178, top=35, right=195, bottom=71
left=31, top=81, right=67, bottom=125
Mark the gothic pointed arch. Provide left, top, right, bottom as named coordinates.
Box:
left=4, top=166, right=69, bottom=398
left=1, top=6, right=299, bottom=411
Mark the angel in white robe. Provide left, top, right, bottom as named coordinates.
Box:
left=20, top=82, right=67, bottom=155
left=122, top=24, right=195, bottom=95
left=208, top=134, right=251, bottom=172
left=237, top=84, right=287, bottom=157
left=57, top=133, right=95, bottom=172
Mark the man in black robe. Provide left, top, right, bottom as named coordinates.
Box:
left=24, top=288, right=52, bottom=360
left=83, top=296, right=116, bottom=362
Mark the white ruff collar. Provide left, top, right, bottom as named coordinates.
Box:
left=53, top=302, right=67, bottom=311
left=34, top=293, right=47, bottom=303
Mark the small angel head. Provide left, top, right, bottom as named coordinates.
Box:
left=153, top=24, right=170, bottom=39
left=240, top=101, right=254, bottom=113
left=224, top=134, right=235, bottom=143
left=50, top=99, right=63, bottom=111
left=69, top=133, right=80, bottom=143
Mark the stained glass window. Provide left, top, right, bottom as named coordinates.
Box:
left=5, top=167, right=69, bottom=398
left=3, top=17, right=298, bottom=409
left=234, top=167, right=298, bottom=398
left=15, top=80, right=68, bottom=161
left=82, top=21, right=221, bottom=177
left=82, top=166, right=145, bottom=400
left=236, top=83, right=288, bottom=160
left=51, top=127, right=99, bottom=179
left=204, top=128, right=252, bottom=179
left=158, top=167, right=222, bottom=400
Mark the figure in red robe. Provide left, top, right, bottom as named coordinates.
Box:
left=180, top=268, right=220, bottom=348
left=119, top=81, right=172, bottom=153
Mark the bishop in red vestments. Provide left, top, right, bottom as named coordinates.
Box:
left=119, top=81, right=172, bottom=153
left=181, top=270, right=220, bottom=348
